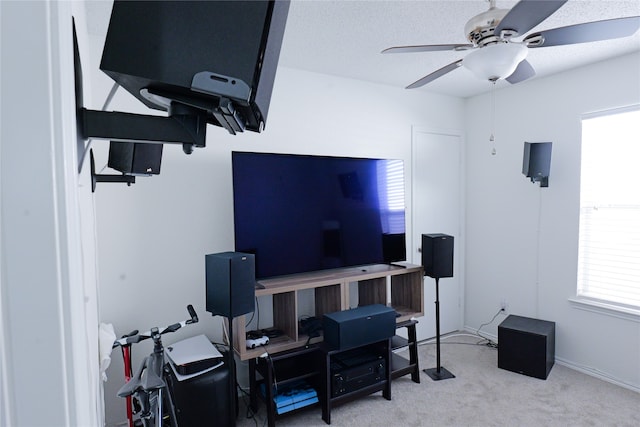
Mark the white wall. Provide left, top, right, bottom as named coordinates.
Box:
left=464, top=52, right=640, bottom=391
left=1, top=2, right=101, bottom=425
left=91, top=56, right=465, bottom=423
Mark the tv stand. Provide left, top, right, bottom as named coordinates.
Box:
left=241, top=264, right=423, bottom=424
left=232, top=263, right=424, bottom=361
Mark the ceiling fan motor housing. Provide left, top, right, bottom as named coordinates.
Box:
left=465, top=7, right=511, bottom=46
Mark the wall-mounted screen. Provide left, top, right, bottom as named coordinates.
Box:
left=232, top=152, right=407, bottom=279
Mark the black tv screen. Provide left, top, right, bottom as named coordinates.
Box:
left=232, top=152, right=407, bottom=279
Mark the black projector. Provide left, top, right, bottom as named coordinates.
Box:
left=100, top=0, right=290, bottom=134
left=323, top=304, right=396, bottom=351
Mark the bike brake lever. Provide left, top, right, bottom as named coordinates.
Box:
left=121, top=329, right=139, bottom=339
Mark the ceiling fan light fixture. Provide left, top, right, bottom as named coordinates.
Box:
left=462, top=43, right=528, bottom=82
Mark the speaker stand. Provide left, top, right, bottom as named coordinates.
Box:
left=225, top=315, right=237, bottom=427
left=423, top=277, right=455, bottom=381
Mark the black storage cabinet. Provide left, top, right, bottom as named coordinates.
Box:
left=166, top=353, right=232, bottom=427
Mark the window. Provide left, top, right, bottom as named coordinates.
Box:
left=377, top=159, right=405, bottom=234
left=577, top=106, right=640, bottom=313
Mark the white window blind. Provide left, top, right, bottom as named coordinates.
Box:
left=377, top=159, right=405, bottom=234
left=577, top=107, right=640, bottom=310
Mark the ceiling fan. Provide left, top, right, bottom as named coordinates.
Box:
left=382, top=0, right=640, bottom=89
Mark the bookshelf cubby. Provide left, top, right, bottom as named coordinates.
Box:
left=233, top=263, right=424, bottom=360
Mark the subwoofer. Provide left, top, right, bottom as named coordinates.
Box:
left=205, top=252, right=255, bottom=318
left=421, top=234, right=454, bottom=278
left=498, top=315, right=555, bottom=380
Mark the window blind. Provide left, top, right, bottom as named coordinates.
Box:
left=377, top=159, right=405, bottom=234
left=578, top=107, right=640, bottom=309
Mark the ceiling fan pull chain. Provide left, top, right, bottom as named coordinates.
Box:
left=490, top=80, right=496, bottom=155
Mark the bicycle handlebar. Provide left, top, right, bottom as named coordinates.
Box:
left=113, top=305, right=199, bottom=349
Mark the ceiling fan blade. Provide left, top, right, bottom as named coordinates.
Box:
left=495, top=0, right=567, bottom=36
left=525, top=16, right=640, bottom=47
left=382, top=44, right=473, bottom=54
left=506, top=59, right=536, bottom=84
left=406, top=60, right=463, bottom=89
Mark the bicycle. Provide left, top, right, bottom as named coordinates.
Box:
left=112, top=305, right=199, bottom=427
left=116, top=328, right=141, bottom=427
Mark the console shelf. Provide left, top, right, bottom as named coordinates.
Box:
left=233, top=263, right=423, bottom=361
left=390, top=319, right=420, bottom=383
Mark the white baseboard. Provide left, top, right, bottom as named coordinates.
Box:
left=554, top=357, right=640, bottom=393
left=462, top=326, right=640, bottom=393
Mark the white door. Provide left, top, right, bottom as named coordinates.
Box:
left=411, top=128, right=463, bottom=341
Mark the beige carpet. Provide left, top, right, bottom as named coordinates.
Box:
left=236, top=334, right=640, bottom=427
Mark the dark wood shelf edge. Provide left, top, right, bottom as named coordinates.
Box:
left=391, top=335, right=409, bottom=350
left=328, top=380, right=390, bottom=405
left=390, top=353, right=415, bottom=379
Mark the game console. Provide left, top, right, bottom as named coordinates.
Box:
left=260, top=380, right=318, bottom=415
left=165, top=334, right=223, bottom=379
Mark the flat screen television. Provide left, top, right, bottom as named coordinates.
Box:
left=232, top=152, right=407, bottom=279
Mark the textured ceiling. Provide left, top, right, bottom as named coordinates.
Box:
left=85, top=0, right=640, bottom=98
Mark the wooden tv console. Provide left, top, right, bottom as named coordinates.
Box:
left=232, top=263, right=424, bottom=361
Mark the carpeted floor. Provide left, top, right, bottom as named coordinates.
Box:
left=236, top=333, right=640, bottom=427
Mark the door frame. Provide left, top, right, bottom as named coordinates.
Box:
left=411, top=126, right=466, bottom=337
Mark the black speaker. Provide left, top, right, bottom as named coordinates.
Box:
left=108, top=141, right=163, bottom=175
left=322, top=304, right=396, bottom=351
left=498, top=315, right=555, bottom=380
left=522, top=142, right=552, bottom=187
left=421, top=234, right=454, bottom=278
left=205, top=252, right=256, bottom=318
left=100, top=1, right=290, bottom=133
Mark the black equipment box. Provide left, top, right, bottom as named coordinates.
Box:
left=498, top=315, right=555, bottom=380
left=331, top=347, right=386, bottom=397
left=166, top=350, right=232, bottom=427
left=323, top=304, right=396, bottom=351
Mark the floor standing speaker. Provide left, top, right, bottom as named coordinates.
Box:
left=498, top=315, right=555, bottom=380
left=421, top=234, right=454, bottom=278
left=421, top=233, right=455, bottom=380
left=205, top=252, right=256, bottom=318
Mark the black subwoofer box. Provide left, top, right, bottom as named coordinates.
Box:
left=323, top=304, right=396, bottom=351
left=498, top=314, right=555, bottom=380
left=166, top=352, right=232, bottom=427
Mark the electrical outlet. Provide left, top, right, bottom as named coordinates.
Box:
left=500, top=299, right=508, bottom=312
